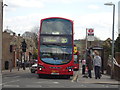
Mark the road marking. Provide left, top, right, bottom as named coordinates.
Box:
left=2, top=79, right=19, bottom=85
left=80, top=84, right=87, bottom=87
left=36, top=81, right=59, bottom=84
left=26, top=85, right=42, bottom=88
left=53, top=82, right=59, bottom=84
left=3, top=85, right=19, bottom=88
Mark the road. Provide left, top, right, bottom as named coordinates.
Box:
left=2, top=68, right=119, bottom=89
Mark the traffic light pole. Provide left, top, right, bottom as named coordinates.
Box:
left=22, top=52, right=26, bottom=70
left=21, top=39, right=27, bottom=70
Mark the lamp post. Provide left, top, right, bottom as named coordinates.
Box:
left=104, top=2, right=115, bottom=78
left=0, top=1, right=8, bottom=73
left=0, top=0, right=3, bottom=75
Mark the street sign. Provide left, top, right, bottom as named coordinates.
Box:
left=87, top=28, right=94, bottom=41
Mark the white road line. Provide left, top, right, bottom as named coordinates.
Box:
left=3, top=85, right=19, bottom=88
left=80, top=84, right=87, bottom=87
left=2, top=79, right=20, bottom=85
left=36, top=81, right=59, bottom=84
left=26, top=85, right=42, bottom=88
left=105, top=85, right=109, bottom=88
left=53, top=82, right=59, bottom=84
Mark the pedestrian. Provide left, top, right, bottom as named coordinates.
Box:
left=17, top=58, right=21, bottom=71
left=81, top=58, right=86, bottom=75
left=86, top=54, right=93, bottom=78
left=9, top=59, right=13, bottom=72
left=93, top=50, right=102, bottom=79
left=16, top=58, right=19, bottom=67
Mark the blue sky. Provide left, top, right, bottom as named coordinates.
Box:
left=3, top=0, right=120, bottom=40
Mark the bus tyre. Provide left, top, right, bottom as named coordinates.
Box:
left=31, top=70, right=35, bottom=73
left=64, top=75, right=70, bottom=79
left=38, top=74, right=41, bottom=78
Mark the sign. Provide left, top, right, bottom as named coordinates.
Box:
left=42, top=36, right=68, bottom=44
left=87, top=28, right=94, bottom=41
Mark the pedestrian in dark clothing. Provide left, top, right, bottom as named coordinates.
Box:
left=93, top=50, right=102, bottom=79
left=86, top=55, right=93, bottom=78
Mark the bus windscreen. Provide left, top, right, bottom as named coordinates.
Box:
left=41, top=18, right=72, bottom=35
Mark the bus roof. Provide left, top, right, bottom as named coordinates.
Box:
left=41, top=17, right=73, bottom=23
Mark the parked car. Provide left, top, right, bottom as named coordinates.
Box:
left=30, top=63, right=37, bottom=73
left=30, top=59, right=38, bottom=65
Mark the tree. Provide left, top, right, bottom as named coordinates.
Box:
left=22, top=31, right=38, bottom=49
left=102, top=38, right=112, bottom=55
left=115, top=34, right=120, bottom=52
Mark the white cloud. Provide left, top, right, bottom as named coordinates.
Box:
left=88, top=5, right=100, bottom=10
left=73, top=12, right=118, bottom=40
left=4, top=0, right=44, bottom=8
left=3, top=0, right=119, bottom=40
left=4, top=11, right=117, bottom=40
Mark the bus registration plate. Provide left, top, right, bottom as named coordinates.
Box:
left=51, top=73, right=59, bottom=75
left=51, top=70, right=59, bottom=75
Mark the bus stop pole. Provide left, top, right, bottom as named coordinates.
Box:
left=85, top=28, right=88, bottom=60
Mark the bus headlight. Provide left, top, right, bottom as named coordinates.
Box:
left=38, top=65, right=45, bottom=71
left=66, top=66, right=73, bottom=72
left=39, top=68, right=42, bottom=71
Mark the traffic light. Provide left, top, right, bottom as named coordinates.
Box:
left=10, top=45, right=13, bottom=52
left=21, top=40, right=27, bottom=52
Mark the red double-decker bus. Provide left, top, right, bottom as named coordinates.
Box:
left=37, top=17, right=74, bottom=78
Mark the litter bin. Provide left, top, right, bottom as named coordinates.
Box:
left=5, top=61, right=9, bottom=70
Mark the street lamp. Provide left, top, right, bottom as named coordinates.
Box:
left=0, top=0, right=8, bottom=71
left=104, top=2, right=115, bottom=78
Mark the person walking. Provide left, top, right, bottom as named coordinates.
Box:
left=93, top=50, right=102, bottom=79
left=86, top=54, right=93, bottom=78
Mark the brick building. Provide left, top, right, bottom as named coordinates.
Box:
left=2, top=31, right=36, bottom=70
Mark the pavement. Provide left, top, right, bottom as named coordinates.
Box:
left=1, top=67, right=30, bottom=75
left=72, top=69, right=120, bottom=86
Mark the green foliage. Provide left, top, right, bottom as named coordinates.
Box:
left=102, top=38, right=111, bottom=55
left=115, top=34, right=120, bottom=52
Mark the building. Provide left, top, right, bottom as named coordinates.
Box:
left=2, top=31, right=36, bottom=70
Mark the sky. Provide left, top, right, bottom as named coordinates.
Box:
left=3, top=0, right=120, bottom=40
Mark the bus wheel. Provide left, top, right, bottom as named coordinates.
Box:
left=38, top=74, right=41, bottom=78
left=64, top=75, right=70, bottom=79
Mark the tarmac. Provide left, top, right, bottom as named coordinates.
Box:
left=1, top=67, right=120, bottom=86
